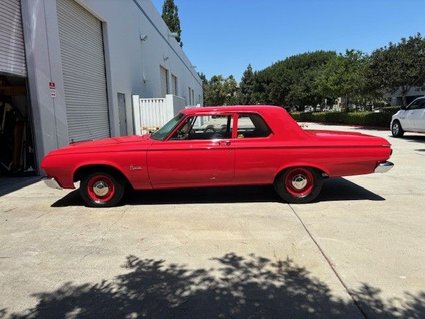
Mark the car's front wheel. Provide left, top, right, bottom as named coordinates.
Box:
left=80, top=171, right=125, bottom=207
left=391, top=120, right=404, bottom=137
left=274, top=167, right=323, bottom=204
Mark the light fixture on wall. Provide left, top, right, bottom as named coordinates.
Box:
left=140, top=34, right=148, bottom=41
left=163, top=55, right=169, bottom=61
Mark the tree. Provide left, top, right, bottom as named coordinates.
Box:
left=203, top=75, right=240, bottom=106
left=162, top=0, right=183, bottom=47
left=255, top=51, right=336, bottom=110
left=316, top=50, right=368, bottom=111
left=368, top=33, right=425, bottom=106
left=239, top=64, right=256, bottom=104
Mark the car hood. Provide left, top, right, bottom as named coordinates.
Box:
left=46, top=134, right=152, bottom=155
left=305, top=129, right=391, bottom=147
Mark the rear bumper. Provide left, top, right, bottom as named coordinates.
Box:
left=374, top=161, right=394, bottom=173
left=42, top=177, right=63, bottom=190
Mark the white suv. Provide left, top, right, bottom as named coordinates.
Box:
left=391, top=96, right=425, bottom=137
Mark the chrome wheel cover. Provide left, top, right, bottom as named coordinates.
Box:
left=93, top=181, right=109, bottom=197
left=291, top=174, right=308, bottom=190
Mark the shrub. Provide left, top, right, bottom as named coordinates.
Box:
left=290, top=111, right=396, bottom=128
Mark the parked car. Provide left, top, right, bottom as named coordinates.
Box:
left=42, top=105, right=393, bottom=207
left=391, top=96, right=425, bottom=137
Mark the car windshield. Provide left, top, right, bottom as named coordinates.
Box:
left=150, top=113, right=185, bottom=141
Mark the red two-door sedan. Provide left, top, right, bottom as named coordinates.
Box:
left=42, top=105, right=393, bottom=207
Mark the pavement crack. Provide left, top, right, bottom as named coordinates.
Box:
left=288, top=203, right=368, bottom=319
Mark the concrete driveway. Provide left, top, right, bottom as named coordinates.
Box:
left=0, top=124, right=424, bottom=318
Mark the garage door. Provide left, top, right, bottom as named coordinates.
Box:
left=56, top=0, right=110, bottom=142
left=0, top=0, right=26, bottom=77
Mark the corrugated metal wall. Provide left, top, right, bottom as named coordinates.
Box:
left=0, top=0, right=26, bottom=77
left=56, top=0, right=110, bottom=142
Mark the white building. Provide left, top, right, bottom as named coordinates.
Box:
left=0, top=0, right=202, bottom=176
left=384, top=86, right=425, bottom=106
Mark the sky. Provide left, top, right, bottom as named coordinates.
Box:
left=151, top=0, right=425, bottom=81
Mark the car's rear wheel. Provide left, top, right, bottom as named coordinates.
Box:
left=274, top=167, right=323, bottom=204
left=391, top=120, right=404, bottom=137
left=80, top=171, right=125, bottom=207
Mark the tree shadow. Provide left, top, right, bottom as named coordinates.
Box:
left=7, top=253, right=424, bottom=318
left=52, top=178, right=384, bottom=207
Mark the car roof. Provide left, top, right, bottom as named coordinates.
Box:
left=181, top=105, right=285, bottom=115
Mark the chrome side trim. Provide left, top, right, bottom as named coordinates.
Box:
left=42, top=177, right=63, bottom=190
left=374, top=161, right=394, bottom=173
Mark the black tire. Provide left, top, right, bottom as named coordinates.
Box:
left=274, top=167, right=323, bottom=204
left=80, top=171, right=125, bottom=207
left=391, top=120, right=404, bottom=137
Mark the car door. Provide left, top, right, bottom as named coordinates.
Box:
left=402, top=98, right=422, bottom=131
left=412, top=98, right=425, bottom=132
left=147, top=114, right=235, bottom=188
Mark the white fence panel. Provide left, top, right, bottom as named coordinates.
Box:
left=133, top=94, right=190, bottom=135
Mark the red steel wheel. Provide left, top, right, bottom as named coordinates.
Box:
left=87, top=175, right=115, bottom=203
left=80, top=171, right=125, bottom=207
left=274, top=167, right=323, bottom=204
left=284, top=167, right=314, bottom=198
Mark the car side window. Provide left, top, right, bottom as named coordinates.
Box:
left=407, top=99, right=424, bottom=110
left=170, top=115, right=233, bottom=140
left=237, top=113, right=271, bottom=138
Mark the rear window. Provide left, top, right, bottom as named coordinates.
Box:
left=237, top=113, right=271, bottom=138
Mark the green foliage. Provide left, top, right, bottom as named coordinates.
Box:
left=239, top=65, right=256, bottom=104
left=315, top=50, right=370, bottom=111
left=257, top=51, right=337, bottom=109
left=368, top=33, right=425, bottom=106
left=162, top=0, right=183, bottom=47
left=290, top=111, right=395, bottom=128
left=202, top=74, right=240, bottom=106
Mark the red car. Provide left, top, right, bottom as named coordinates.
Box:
left=42, top=105, right=393, bottom=207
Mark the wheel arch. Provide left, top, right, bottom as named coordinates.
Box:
left=73, top=163, right=132, bottom=189
left=274, top=163, right=329, bottom=182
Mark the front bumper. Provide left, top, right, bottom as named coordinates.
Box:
left=42, top=177, right=63, bottom=190
left=374, top=161, right=394, bottom=173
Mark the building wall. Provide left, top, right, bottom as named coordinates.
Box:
left=384, top=86, right=425, bottom=106
left=21, top=0, right=202, bottom=170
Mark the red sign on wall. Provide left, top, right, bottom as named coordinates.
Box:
left=49, top=81, right=56, bottom=98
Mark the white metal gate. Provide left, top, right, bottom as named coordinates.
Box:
left=133, top=94, right=188, bottom=135
left=57, top=0, right=110, bottom=142
left=0, top=0, right=26, bottom=77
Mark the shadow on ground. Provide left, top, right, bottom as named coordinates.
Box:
left=0, top=176, right=40, bottom=197
left=4, top=253, right=424, bottom=318
left=390, top=134, right=425, bottom=143
left=52, top=178, right=384, bottom=207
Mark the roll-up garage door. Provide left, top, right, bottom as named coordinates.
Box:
left=0, top=0, right=26, bottom=77
left=56, top=0, right=110, bottom=142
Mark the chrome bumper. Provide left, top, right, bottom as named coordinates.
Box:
left=42, top=177, right=63, bottom=190
left=374, top=161, right=394, bottom=173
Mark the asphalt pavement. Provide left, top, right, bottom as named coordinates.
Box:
left=0, top=124, right=424, bottom=319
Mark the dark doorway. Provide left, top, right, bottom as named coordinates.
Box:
left=0, top=74, right=36, bottom=176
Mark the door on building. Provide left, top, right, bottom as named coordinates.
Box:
left=57, top=0, right=110, bottom=142
left=0, top=0, right=36, bottom=176
left=118, top=93, right=128, bottom=136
